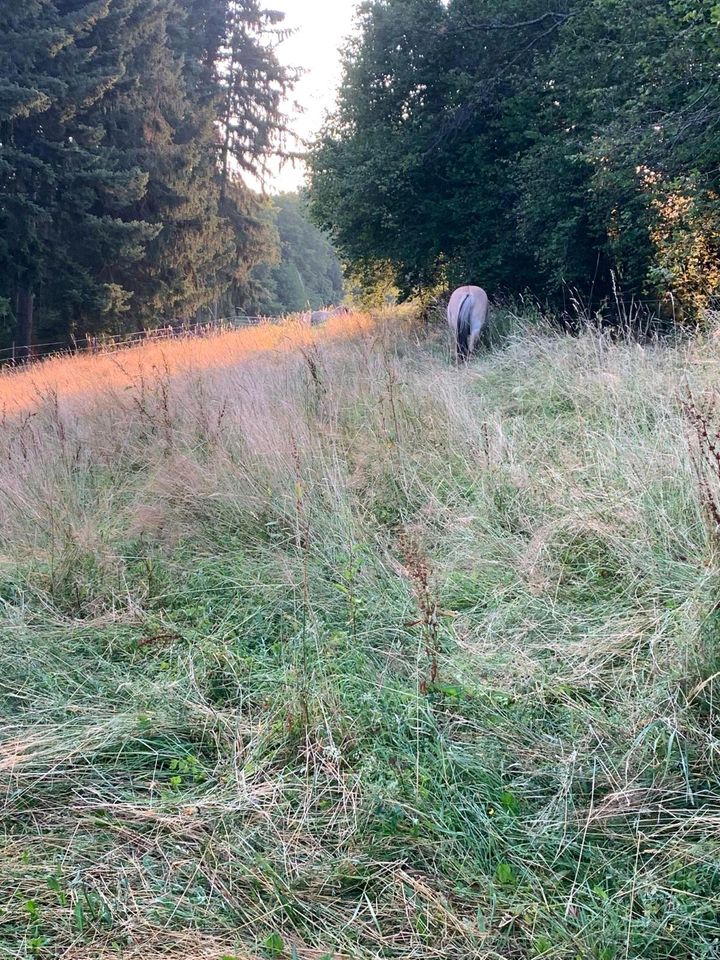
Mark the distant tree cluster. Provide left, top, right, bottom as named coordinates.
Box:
left=309, top=0, right=720, bottom=319
left=0, top=0, right=294, bottom=356
left=250, top=193, right=345, bottom=315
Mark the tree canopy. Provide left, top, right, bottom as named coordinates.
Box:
left=309, top=0, right=720, bottom=317
left=0, top=0, right=294, bottom=355
left=250, top=193, right=345, bottom=315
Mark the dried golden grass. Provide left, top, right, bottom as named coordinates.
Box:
left=0, top=313, right=377, bottom=414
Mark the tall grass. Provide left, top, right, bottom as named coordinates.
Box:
left=1, top=309, right=719, bottom=959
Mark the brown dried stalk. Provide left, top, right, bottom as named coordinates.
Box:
left=682, top=385, right=720, bottom=537
left=398, top=531, right=452, bottom=692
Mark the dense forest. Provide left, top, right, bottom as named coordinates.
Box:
left=0, top=0, right=299, bottom=357
left=4, top=0, right=717, bottom=357
left=251, top=193, right=345, bottom=315
left=309, top=0, right=720, bottom=318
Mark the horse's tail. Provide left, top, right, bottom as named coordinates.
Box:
left=456, top=294, right=472, bottom=359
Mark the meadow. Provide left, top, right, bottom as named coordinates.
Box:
left=1, top=309, right=719, bottom=959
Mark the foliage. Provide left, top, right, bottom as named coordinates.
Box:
left=0, top=0, right=156, bottom=350
left=250, top=193, right=344, bottom=314
left=0, top=0, right=294, bottom=352
left=309, top=0, right=720, bottom=317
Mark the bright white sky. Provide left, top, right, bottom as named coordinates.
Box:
left=266, top=0, right=358, bottom=192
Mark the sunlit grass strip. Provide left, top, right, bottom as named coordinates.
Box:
left=0, top=312, right=377, bottom=413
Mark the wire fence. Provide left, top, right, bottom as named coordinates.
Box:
left=0, top=313, right=291, bottom=369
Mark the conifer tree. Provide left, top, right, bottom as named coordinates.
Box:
left=0, top=0, right=70, bottom=354
left=215, top=1, right=293, bottom=194
left=0, top=0, right=153, bottom=354
left=80, top=0, right=295, bottom=327
left=0, top=0, right=297, bottom=350
left=80, top=0, right=234, bottom=326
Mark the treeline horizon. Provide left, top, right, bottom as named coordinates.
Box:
left=309, top=0, right=720, bottom=320
left=251, top=193, right=345, bottom=318
left=0, top=0, right=343, bottom=358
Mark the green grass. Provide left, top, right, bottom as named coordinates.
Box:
left=1, top=310, right=719, bottom=959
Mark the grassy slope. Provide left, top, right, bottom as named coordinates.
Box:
left=1, top=311, right=719, bottom=960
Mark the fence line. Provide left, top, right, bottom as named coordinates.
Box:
left=0, top=313, right=290, bottom=368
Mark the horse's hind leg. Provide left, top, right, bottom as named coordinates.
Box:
left=471, top=318, right=491, bottom=354
left=450, top=332, right=462, bottom=366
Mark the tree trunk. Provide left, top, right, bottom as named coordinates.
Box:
left=15, top=287, right=34, bottom=361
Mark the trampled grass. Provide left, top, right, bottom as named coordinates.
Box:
left=1, top=309, right=719, bottom=959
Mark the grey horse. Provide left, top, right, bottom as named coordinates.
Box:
left=447, top=286, right=489, bottom=361
left=310, top=306, right=350, bottom=325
